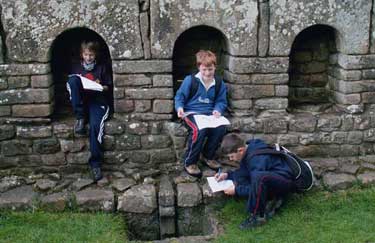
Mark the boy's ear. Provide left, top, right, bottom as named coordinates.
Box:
left=237, top=147, right=245, bottom=154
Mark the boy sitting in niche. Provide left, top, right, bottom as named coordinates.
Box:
left=174, top=50, right=228, bottom=177
left=66, top=40, right=112, bottom=182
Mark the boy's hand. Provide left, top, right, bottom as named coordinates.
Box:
left=177, top=108, right=185, bottom=118
left=102, top=85, right=109, bottom=91
left=215, top=172, right=228, bottom=182
left=224, top=185, right=235, bottom=196
left=212, top=110, right=221, bottom=118
left=95, top=79, right=101, bottom=84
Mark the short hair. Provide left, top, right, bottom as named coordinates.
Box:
left=80, top=40, right=100, bottom=55
left=196, top=50, right=217, bottom=67
left=221, top=133, right=246, bottom=154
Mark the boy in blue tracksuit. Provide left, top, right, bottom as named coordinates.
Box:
left=216, top=133, right=296, bottom=229
left=66, top=40, right=112, bottom=182
left=175, top=50, right=227, bottom=177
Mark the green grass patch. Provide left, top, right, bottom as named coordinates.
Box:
left=0, top=211, right=126, bottom=243
left=216, top=186, right=375, bottom=243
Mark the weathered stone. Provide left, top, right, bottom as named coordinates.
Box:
left=150, top=0, right=258, bottom=57
left=0, top=106, right=11, bottom=116
left=40, top=192, right=68, bottom=211
left=17, top=126, right=52, bottom=138
left=140, top=12, right=151, bottom=59
left=258, top=1, right=269, bottom=57
left=0, top=185, right=38, bottom=210
left=12, top=104, right=52, bottom=117
left=114, top=99, right=134, bottom=113
left=66, top=152, right=90, bottom=165
left=317, top=115, right=341, bottom=132
left=229, top=100, right=252, bottom=110
left=150, top=148, right=176, bottom=163
left=339, top=163, right=360, bottom=175
left=126, top=122, right=149, bottom=135
left=0, top=64, right=50, bottom=76
left=242, top=117, right=264, bottom=133
left=159, top=175, right=175, bottom=207
left=0, top=125, right=15, bottom=140
left=34, top=179, right=57, bottom=191
left=353, top=116, right=371, bottom=130
left=1, top=1, right=143, bottom=61
left=177, top=183, right=202, bottom=207
left=41, top=153, right=66, bottom=166
left=125, top=88, right=173, bottom=99
left=2, top=140, right=32, bottom=156
left=364, top=129, right=375, bottom=142
left=228, top=57, right=289, bottom=73
left=104, top=120, right=125, bottom=135
left=0, top=89, right=52, bottom=105
left=153, top=100, right=174, bottom=114
left=229, top=84, right=274, bottom=99
left=164, top=122, right=188, bottom=137
left=254, top=98, right=288, bottom=110
left=114, top=74, right=152, bottom=87
left=362, top=92, right=375, bottom=103
left=269, top=1, right=371, bottom=55
left=224, top=71, right=289, bottom=85
left=323, top=173, right=356, bottom=190
left=31, top=75, right=52, bottom=88
left=33, top=138, right=60, bottom=154
left=134, top=100, right=152, bottom=112
left=53, top=123, right=74, bottom=138
left=113, top=60, right=172, bottom=73
left=329, top=67, right=361, bottom=80
left=357, top=172, right=375, bottom=185
left=153, top=75, right=173, bottom=87
left=113, top=87, right=124, bottom=99
left=0, top=77, right=7, bottom=90
left=116, top=134, right=141, bottom=150
left=71, top=178, right=93, bottom=191
left=336, top=54, right=375, bottom=69
left=263, top=118, right=288, bottom=134
left=130, top=113, right=173, bottom=121
left=60, top=139, right=86, bottom=153
left=117, top=184, right=157, bottom=213
left=347, top=131, right=363, bottom=144
left=289, top=115, right=317, bottom=132
left=112, top=178, right=136, bottom=192
left=0, top=176, right=24, bottom=193
left=159, top=206, right=175, bottom=217
left=7, top=76, right=30, bottom=89
left=125, top=212, right=159, bottom=241
left=275, top=85, right=288, bottom=97
left=75, top=189, right=114, bottom=212
left=141, top=135, right=172, bottom=149
left=277, top=134, right=299, bottom=146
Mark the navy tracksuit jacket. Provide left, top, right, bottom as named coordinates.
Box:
left=227, top=139, right=296, bottom=216
left=66, top=62, right=112, bottom=169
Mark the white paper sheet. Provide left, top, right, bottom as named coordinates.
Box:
left=193, top=115, right=230, bottom=130
left=207, top=176, right=234, bottom=193
left=70, top=74, right=103, bottom=92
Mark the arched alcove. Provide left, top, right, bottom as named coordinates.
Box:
left=172, top=26, right=228, bottom=93
left=288, top=25, right=337, bottom=112
left=50, top=27, right=113, bottom=119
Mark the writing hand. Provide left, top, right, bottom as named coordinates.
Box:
left=212, top=110, right=221, bottom=118
left=95, top=79, right=101, bottom=84
left=102, top=85, right=109, bottom=91
left=214, top=172, right=228, bottom=182
left=177, top=108, right=185, bottom=118
left=223, top=185, right=235, bottom=196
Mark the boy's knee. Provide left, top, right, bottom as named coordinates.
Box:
left=67, top=76, right=81, bottom=87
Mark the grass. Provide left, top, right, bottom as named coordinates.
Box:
left=0, top=211, right=126, bottom=243
left=1, top=187, right=375, bottom=243
left=215, top=186, right=375, bottom=243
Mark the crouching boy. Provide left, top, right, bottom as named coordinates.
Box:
left=215, top=133, right=296, bottom=230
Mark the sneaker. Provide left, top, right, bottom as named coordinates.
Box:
left=92, top=167, right=103, bottom=182
left=202, top=158, right=221, bottom=170
left=184, top=164, right=202, bottom=177
left=74, top=119, right=86, bottom=135
left=239, top=215, right=267, bottom=230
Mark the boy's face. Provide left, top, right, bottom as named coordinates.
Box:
left=226, top=147, right=246, bottom=162
left=198, top=64, right=215, bottom=82
left=81, top=49, right=96, bottom=64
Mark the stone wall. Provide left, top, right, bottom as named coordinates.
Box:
left=0, top=0, right=375, bottom=189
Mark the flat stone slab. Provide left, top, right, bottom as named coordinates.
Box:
left=357, top=172, right=375, bottom=185
left=112, top=178, right=136, bottom=192
left=177, top=183, right=202, bottom=207
left=34, top=179, right=57, bottom=191
left=323, top=173, right=356, bottom=190
left=74, top=189, right=114, bottom=212
left=71, top=178, right=94, bottom=191
left=117, top=184, right=157, bottom=214
left=40, top=192, right=69, bottom=211
left=0, top=176, right=24, bottom=193
left=0, top=185, right=38, bottom=210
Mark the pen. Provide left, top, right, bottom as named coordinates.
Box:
left=218, top=167, right=221, bottom=177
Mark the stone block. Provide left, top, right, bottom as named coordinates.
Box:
left=117, top=184, right=157, bottom=213
left=31, top=75, right=53, bottom=88
left=224, top=71, right=289, bottom=85
left=357, top=172, right=375, bottom=185
left=17, top=126, right=52, bottom=138
left=229, top=84, right=274, bottom=99
left=0, top=64, right=50, bottom=76
left=7, top=76, right=30, bottom=89
left=160, top=215, right=176, bottom=238
left=126, top=122, right=149, bottom=135
left=41, top=153, right=66, bottom=166
left=2, top=140, right=32, bottom=156
left=114, top=74, right=151, bottom=87
left=277, top=134, right=299, bottom=146
left=130, top=113, right=173, bottom=121
left=104, top=120, right=125, bottom=135
left=153, top=100, right=173, bottom=113
left=159, top=206, right=175, bottom=217
left=12, top=104, right=52, bottom=117
left=229, top=99, right=252, bottom=110
left=317, top=115, right=341, bottom=132
left=134, top=100, right=151, bottom=112
left=323, top=173, right=356, bottom=190
left=153, top=75, right=173, bottom=87
left=228, top=56, right=289, bottom=73
left=263, top=118, right=288, bottom=134
left=60, top=139, right=86, bottom=153
left=158, top=175, right=175, bottom=207
left=140, top=12, right=151, bottom=59
left=34, top=179, right=57, bottom=191
left=113, top=60, right=172, bottom=73
left=0, top=125, right=15, bottom=140
left=53, top=123, right=74, bottom=138
left=114, top=99, right=134, bottom=113
left=66, top=152, right=90, bottom=165
left=362, top=92, right=375, bottom=103
left=242, top=117, right=264, bottom=133
left=150, top=148, right=175, bottom=163
left=0, top=77, right=7, bottom=90
left=74, top=189, right=114, bottom=212
left=289, top=115, right=317, bottom=132
left=125, top=88, right=173, bottom=99
left=254, top=98, right=288, bottom=110
left=329, top=67, right=361, bottom=80
left=0, top=106, right=11, bottom=116
left=40, top=192, right=68, bottom=211
left=347, top=131, right=363, bottom=144
left=112, top=178, right=136, bottom=192
left=116, top=134, right=141, bottom=150
left=275, top=85, right=288, bottom=97
left=337, top=54, right=375, bottom=69
left=141, top=135, right=171, bottom=149
left=0, top=88, right=52, bottom=105
left=113, top=87, right=124, bottom=99
left=177, top=183, right=202, bottom=207
left=364, top=129, right=375, bottom=142
left=0, top=185, right=38, bottom=210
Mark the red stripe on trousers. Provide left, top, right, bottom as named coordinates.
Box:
left=184, top=117, right=198, bottom=143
